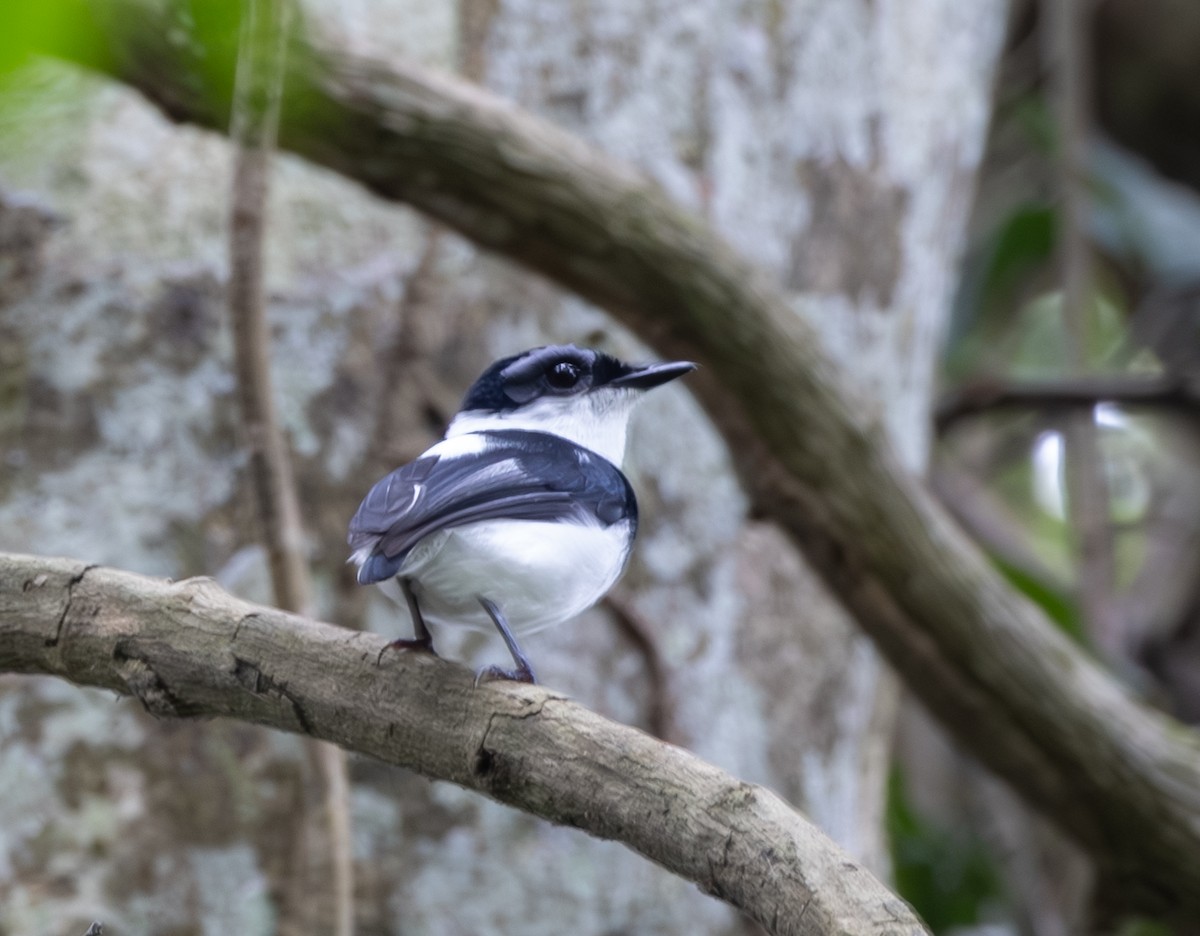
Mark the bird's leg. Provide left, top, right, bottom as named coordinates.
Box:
left=377, top=579, right=437, bottom=665
left=401, top=579, right=435, bottom=648
left=475, top=597, right=537, bottom=684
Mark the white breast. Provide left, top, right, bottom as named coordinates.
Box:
left=397, top=519, right=634, bottom=635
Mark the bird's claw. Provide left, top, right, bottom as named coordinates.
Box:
left=474, top=663, right=537, bottom=686
left=376, top=636, right=437, bottom=666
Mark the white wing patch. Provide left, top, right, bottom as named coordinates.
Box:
left=427, top=432, right=490, bottom=459
left=349, top=541, right=379, bottom=567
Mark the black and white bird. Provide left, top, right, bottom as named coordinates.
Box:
left=348, top=344, right=695, bottom=683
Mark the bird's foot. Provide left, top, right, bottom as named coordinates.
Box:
left=474, top=596, right=538, bottom=685
left=474, top=662, right=537, bottom=686
left=376, top=636, right=437, bottom=666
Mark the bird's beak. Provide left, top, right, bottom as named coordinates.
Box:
left=607, top=360, right=697, bottom=390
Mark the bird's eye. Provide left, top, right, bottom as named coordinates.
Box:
left=547, top=361, right=582, bottom=389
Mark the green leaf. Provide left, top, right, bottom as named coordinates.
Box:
left=992, top=556, right=1084, bottom=643
left=0, top=0, right=110, bottom=75
left=944, top=202, right=1057, bottom=379
left=983, top=204, right=1058, bottom=304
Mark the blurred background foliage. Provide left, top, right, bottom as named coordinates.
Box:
left=888, top=770, right=1007, bottom=934
left=894, top=0, right=1200, bottom=930
left=0, top=3, right=100, bottom=76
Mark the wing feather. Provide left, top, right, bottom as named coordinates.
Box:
left=347, top=431, right=635, bottom=584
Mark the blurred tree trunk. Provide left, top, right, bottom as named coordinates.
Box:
left=0, top=1, right=1007, bottom=933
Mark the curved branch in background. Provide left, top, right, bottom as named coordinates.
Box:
left=46, top=0, right=1200, bottom=920
left=226, top=1, right=354, bottom=931
left=935, top=375, right=1200, bottom=432
left=0, top=553, right=928, bottom=936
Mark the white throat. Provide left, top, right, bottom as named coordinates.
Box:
left=446, top=389, right=640, bottom=465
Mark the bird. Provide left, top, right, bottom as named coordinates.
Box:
left=347, top=343, right=696, bottom=684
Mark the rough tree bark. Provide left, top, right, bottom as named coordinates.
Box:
left=0, top=552, right=928, bottom=936
left=59, top=1, right=1200, bottom=920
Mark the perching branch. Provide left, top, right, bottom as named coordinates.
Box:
left=0, top=553, right=926, bottom=936
left=42, top=0, right=1200, bottom=920
left=227, top=2, right=354, bottom=931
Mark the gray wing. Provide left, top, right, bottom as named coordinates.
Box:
left=347, top=432, right=635, bottom=584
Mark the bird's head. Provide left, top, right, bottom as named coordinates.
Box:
left=446, top=344, right=696, bottom=464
